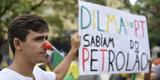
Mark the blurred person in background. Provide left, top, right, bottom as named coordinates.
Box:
left=151, top=52, right=160, bottom=80
left=152, top=52, right=160, bottom=66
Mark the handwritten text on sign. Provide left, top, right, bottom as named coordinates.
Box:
left=78, top=1, right=150, bottom=75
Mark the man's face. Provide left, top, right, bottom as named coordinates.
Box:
left=20, top=30, right=49, bottom=64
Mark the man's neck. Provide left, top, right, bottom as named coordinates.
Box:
left=9, top=56, right=35, bottom=77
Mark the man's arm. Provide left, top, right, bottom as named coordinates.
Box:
left=53, top=33, right=80, bottom=80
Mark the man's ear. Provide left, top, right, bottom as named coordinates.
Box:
left=13, top=38, right=22, bottom=50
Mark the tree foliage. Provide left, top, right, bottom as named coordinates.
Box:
left=0, top=0, right=45, bottom=42
left=44, top=0, right=78, bottom=38
left=0, top=0, right=79, bottom=52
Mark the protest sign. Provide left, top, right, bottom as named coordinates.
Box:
left=78, top=1, right=150, bottom=75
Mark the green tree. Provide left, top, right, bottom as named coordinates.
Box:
left=45, top=0, right=78, bottom=38
left=0, top=0, right=45, bottom=42
left=84, top=0, right=106, bottom=5
left=0, top=0, right=79, bottom=53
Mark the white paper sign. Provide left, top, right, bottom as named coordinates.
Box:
left=78, top=1, right=150, bottom=75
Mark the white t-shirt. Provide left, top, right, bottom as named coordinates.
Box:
left=0, top=66, right=56, bottom=80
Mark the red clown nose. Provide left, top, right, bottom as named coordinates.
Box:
left=43, top=41, right=53, bottom=50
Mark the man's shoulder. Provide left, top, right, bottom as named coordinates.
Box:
left=33, top=66, right=56, bottom=80
left=0, top=68, right=12, bottom=79
left=33, top=66, right=53, bottom=76
left=0, top=68, right=27, bottom=80
left=0, top=68, right=10, bottom=75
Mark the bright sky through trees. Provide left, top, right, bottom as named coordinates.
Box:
left=129, top=0, right=137, bottom=5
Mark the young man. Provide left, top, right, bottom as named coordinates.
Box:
left=0, top=14, right=80, bottom=80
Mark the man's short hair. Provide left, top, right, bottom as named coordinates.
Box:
left=8, top=14, right=49, bottom=55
